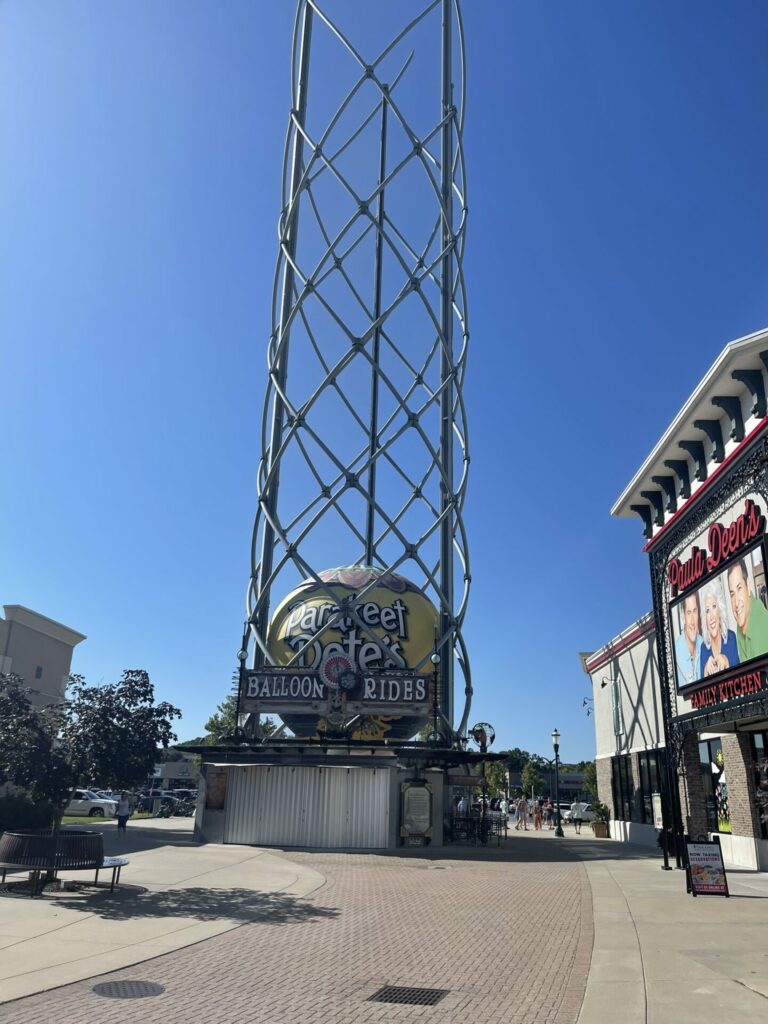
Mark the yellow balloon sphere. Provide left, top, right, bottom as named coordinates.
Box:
left=266, top=565, right=438, bottom=740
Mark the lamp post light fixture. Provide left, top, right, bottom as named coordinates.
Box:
left=551, top=728, right=564, bottom=838
left=429, top=645, right=441, bottom=744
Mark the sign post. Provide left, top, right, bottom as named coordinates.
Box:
left=685, top=835, right=729, bottom=897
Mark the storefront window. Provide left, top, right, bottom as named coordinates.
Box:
left=750, top=732, right=768, bottom=840
left=637, top=750, right=666, bottom=824
left=698, top=738, right=731, bottom=834
left=611, top=754, right=634, bottom=821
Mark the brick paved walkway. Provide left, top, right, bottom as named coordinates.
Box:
left=2, top=835, right=592, bottom=1024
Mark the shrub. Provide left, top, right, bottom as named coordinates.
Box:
left=592, top=801, right=611, bottom=823
left=0, top=794, right=55, bottom=834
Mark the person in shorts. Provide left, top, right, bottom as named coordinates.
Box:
left=570, top=799, right=584, bottom=834
left=116, top=792, right=132, bottom=835
left=545, top=798, right=555, bottom=829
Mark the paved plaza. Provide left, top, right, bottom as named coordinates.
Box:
left=1, top=822, right=767, bottom=1024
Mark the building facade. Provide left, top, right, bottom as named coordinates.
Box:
left=581, top=615, right=668, bottom=849
left=584, top=328, right=768, bottom=870
left=151, top=756, right=201, bottom=791
left=0, top=604, right=85, bottom=708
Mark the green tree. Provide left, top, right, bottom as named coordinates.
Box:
left=582, top=760, right=598, bottom=802
left=204, top=693, right=276, bottom=742
left=504, top=747, right=532, bottom=772
left=521, top=760, right=544, bottom=799
left=0, top=670, right=181, bottom=828
left=482, top=761, right=508, bottom=797
left=156, top=747, right=185, bottom=763
left=0, top=674, right=73, bottom=810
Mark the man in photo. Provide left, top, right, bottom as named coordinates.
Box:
left=675, top=591, right=703, bottom=687
left=727, top=557, right=768, bottom=663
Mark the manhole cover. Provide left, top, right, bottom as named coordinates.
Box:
left=92, top=981, right=165, bottom=999
left=369, top=986, right=448, bottom=1006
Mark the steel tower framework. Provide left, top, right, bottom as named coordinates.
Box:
left=244, top=0, right=471, bottom=740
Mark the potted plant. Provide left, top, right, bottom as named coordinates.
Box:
left=591, top=802, right=611, bottom=838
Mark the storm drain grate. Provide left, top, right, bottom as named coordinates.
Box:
left=368, top=986, right=448, bottom=1006
left=92, top=981, right=165, bottom=999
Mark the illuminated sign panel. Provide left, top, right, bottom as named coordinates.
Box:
left=242, top=566, right=439, bottom=740
left=666, top=496, right=768, bottom=705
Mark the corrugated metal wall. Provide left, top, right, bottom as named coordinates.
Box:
left=223, top=765, right=390, bottom=848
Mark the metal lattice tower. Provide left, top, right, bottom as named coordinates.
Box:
left=245, top=0, right=471, bottom=739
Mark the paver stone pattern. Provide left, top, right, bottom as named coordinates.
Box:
left=1, top=840, right=592, bottom=1024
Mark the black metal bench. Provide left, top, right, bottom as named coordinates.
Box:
left=97, top=856, right=130, bottom=891
left=0, top=829, right=127, bottom=897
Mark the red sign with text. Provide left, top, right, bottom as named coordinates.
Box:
left=686, top=666, right=766, bottom=711
left=668, top=499, right=765, bottom=597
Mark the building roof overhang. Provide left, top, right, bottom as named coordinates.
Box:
left=581, top=611, right=655, bottom=676
left=177, top=740, right=506, bottom=770
left=612, top=327, right=768, bottom=543
left=2, top=605, right=86, bottom=647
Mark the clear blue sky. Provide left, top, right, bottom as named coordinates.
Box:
left=3, top=1, right=768, bottom=761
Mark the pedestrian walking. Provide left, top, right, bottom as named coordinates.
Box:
left=545, top=798, right=555, bottom=830
left=570, top=799, right=584, bottom=834
left=116, top=792, right=132, bottom=835
left=533, top=803, right=543, bottom=830
left=515, top=795, right=529, bottom=831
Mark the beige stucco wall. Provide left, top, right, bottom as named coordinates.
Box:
left=0, top=605, right=85, bottom=708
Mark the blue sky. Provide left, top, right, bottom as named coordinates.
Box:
left=3, top=1, right=768, bottom=761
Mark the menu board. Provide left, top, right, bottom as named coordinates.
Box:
left=685, top=837, right=729, bottom=897
left=400, top=782, right=432, bottom=841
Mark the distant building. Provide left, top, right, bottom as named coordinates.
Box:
left=0, top=604, right=86, bottom=707
left=509, top=769, right=585, bottom=803
left=151, top=756, right=201, bottom=790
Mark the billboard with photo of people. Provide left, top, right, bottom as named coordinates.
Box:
left=669, top=538, right=768, bottom=693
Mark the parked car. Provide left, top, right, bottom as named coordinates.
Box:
left=563, top=802, right=595, bottom=822
left=172, top=789, right=198, bottom=802
left=138, top=794, right=184, bottom=813
left=65, top=790, right=117, bottom=817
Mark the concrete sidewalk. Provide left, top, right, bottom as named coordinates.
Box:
left=537, top=829, right=768, bottom=1024
left=0, top=819, right=325, bottom=1004
left=475, top=827, right=768, bottom=1022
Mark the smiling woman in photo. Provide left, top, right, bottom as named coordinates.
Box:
left=698, top=578, right=739, bottom=678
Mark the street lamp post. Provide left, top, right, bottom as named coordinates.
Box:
left=429, top=626, right=441, bottom=744
left=552, top=728, right=564, bottom=837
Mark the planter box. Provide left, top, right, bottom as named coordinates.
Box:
left=591, top=821, right=609, bottom=838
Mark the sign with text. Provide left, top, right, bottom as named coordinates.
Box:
left=685, top=664, right=767, bottom=711
left=239, top=667, right=432, bottom=717
left=685, top=837, right=729, bottom=897
left=667, top=499, right=765, bottom=598
left=400, top=781, right=433, bottom=841
left=263, top=565, right=439, bottom=741
left=666, top=495, right=768, bottom=697
left=652, top=792, right=663, bottom=830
